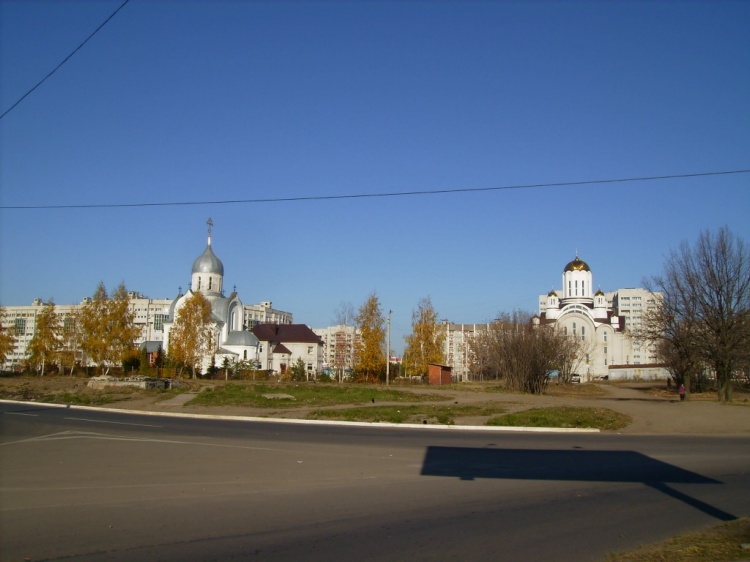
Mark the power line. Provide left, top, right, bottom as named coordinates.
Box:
left=2, top=169, right=748, bottom=211
left=0, top=0, right=131, bottom=121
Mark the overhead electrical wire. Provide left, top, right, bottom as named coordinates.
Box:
left=1, top=169, right=748, bottom=210
left=0, top=0, right=131, bottom=121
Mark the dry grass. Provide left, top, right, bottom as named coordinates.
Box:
left=606, top=517, right=750, bottom=561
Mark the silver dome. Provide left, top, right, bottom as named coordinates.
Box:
left=191, top=243, right=224, bottom=276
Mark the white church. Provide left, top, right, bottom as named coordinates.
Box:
left=163, top=220, right=261, bottom=371
left=534, top=256, right=667, bottom=381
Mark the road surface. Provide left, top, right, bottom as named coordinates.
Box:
left=1, top=402, right=748, bottom=561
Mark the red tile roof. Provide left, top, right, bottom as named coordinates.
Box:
left=251, top=323, right=323, bottom=344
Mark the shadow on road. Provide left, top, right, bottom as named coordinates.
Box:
left=420, top=446, right=736, bottom=522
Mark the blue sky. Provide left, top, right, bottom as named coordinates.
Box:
left=1, top=0, right=748, bottom=354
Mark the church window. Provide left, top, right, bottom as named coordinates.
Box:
left=197, top=277, right=202, bottom=290
left=603, top=333, right=608, bottom=342
left=581, top=326, right=585, bottom=339
left=243, top=350, right=247, bottom=360
left=209, top=277, right=213, bottom=290
left=572, top=322, right=577, bottom=335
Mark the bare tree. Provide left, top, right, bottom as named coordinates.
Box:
left=555, top=331, right=595, bottom=385
left=333, top=301, right=355, bottom=326
left=635, top=295, right=703, bottom=397
left=645, top=227, right=750, bottom=402
left=472, top=311, right=561, bottom=394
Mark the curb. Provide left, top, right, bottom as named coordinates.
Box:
left=0, top=399, right=600, bottom=433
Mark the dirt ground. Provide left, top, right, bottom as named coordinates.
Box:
left=1, top=375, right=749, bottom=434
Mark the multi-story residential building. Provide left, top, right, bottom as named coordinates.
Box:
left=442, top=323, right=491, bottom=382
left=244, top=301, right=292, bottom=328
left=313, top=324, right=361, bottom=374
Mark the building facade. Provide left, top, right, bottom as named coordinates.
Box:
left=251, top=323, right=324, bottom=377
left=163, top=225, right=263, bottom=372
left=2, top=223, right=292, bottom=372
left=535, top=256, right=665, bottom=381
left=442, top=322, right=491, bottom=382
left=312, top=324, right=361, bottom=375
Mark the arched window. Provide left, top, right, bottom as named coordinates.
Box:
left=208, top=277, right=213, bottom=290
left=197, top=277, right=202, bottom=290
left=243, top=350, right=247, bottom=360
left=572, top=322, right=577, bottom=335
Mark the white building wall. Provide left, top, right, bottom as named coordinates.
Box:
left=442, top=323, right=491, bottom=382
left=243, top=302, right=292, bottom=328
left=1, top=294, right=174, bottom=369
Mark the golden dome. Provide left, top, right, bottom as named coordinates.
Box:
left=595, top=288, right=605, bottom=296
left=548, top=290, right=558, bottom=297
left=564, top=256, right=590, bottom=272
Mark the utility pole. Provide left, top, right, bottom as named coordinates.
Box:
left=386, top=309, right=391, bottom=385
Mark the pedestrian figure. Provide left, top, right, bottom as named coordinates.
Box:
left=679, top=383, right=686, bottom=402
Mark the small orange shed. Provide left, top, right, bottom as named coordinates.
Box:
left=428, top=363, right=453, bottom=385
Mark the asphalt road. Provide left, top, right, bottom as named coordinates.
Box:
left=1, top=402, right=748, bottom=561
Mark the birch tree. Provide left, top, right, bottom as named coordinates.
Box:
left=27, top=300, right=61, bottom=376
left=80, top=282, right=139, bottom=375
left=403, top=296, right=445, bottom=376
left=60, top=306, right=83, bottom=376
left=354, top=293, right=385, bottom=382
left=169, top=291, right=215, bottom=379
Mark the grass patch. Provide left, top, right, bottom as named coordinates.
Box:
left=41, top=391, right=124, bottom=406
left=486, top=406, right=631, bottom=430
left=606, top=517, right=750, bottom=561
left=545, top=383, right=607, bottom=397
left=188, top=383, right=446, bottom=408
left=307, top=404, right=506, bottom=424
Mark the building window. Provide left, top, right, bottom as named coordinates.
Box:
left=197, top=277, right=202, bottom=290
left=243, top=350, right=247, bottom=360
left=209, top=277, right=213, bottom=290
